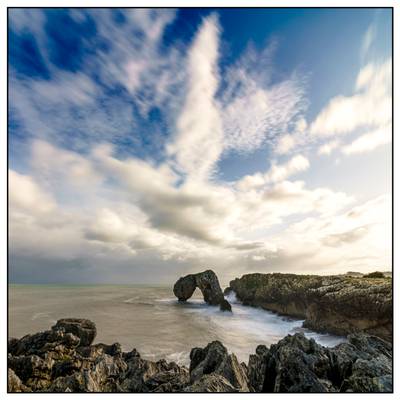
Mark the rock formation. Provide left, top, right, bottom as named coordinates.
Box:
left=173, top=270, right=231, bottom=312
left=8, top=319, right=392, bottom=392
left=226, top=273, right=392, bottom=341
left=248, top=332, right=392, bottom=392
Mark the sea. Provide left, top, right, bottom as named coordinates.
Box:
left=8, top=284, right=346, bottom=366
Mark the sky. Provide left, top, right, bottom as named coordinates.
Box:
left=8, top=8, right=392, bottom=285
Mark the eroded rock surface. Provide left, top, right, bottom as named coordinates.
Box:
left=227, top=273, right=392, bottom=340
left=173, top=269, right=231, bottom=312
left=8, top=319, right=392, bottom=393
left=189, top=341, right=249, bottom=391
left=246, top=332, right=392, bottom=393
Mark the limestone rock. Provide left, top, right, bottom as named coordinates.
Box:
left=8, top=368, right=31, bottom=392
left=247, top=332, right=392, bottom=393
left=183, top=372, right=238, bottom=392
left=228, top=273, right=392, bottom=340
left=247, top=344, right=268, bottom=392
left=173, top=269, right=232, bottom=312
left=7, top=318, right=392, bottom=393
left=52, top=318, right=97, bottom=346
left=189, top=340, right=249, bottom=391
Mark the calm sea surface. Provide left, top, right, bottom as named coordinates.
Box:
left=9, top=285, right=346, bottom=365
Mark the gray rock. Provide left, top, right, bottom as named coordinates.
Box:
left=173, top=269, right=232, bottom=312
left=262, top=333, right=334, bottom=392
left=248, top=344, right=268, bottom=391
left=7, top=318, right=392, bottom=393
left=52, top=318, right=97, bottom=346
left=229, top=273, right=392, bottom=340
left=183, top=372, right=238, bottom=392
left=189, top=340, right=249, bottom=391
left=8, top=368, right=30, bottom=392
left=8, top=328, right=80, bottom=357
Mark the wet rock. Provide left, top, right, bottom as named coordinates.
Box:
left=52, top=318, right=97, bottom=346
left=189, top=341, right=249, bottom=391
left=173, top=269, right=232, bottom=312
left=229, top=273, right=392, bottom=340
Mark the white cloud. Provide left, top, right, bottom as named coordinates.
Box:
left=167, top=15, right=223, bottom=180
left=342, top=125, right=391, bottom=155
left=8, top=10, right=392, bottom=282
left=360, top=21, right=376, bottom=60
left=264, top=155, right=310, bottom=183
left=310, top=59, right=391, bottom=137
left=9, top=170, right=56, bottom=214
left=318, top=139, right=340, bottom=155
left=237, top=154, right=309, bottom=191
left=221, top=63, right=307, bottom=154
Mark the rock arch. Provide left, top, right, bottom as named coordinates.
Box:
left=173, top=270, right=231, bottom=312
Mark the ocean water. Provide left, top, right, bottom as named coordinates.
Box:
left=9, top=285, right=346, bottom=365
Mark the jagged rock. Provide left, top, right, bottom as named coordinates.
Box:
left=8, top=354, right=54, bottom=384
left=228, top=273, right=392, bottom=340
left=52, top=318, right=97, bottom=346
left=247, top=344, right=268, bottom=392
left=337, top=334, right=392, bottom=392
left=8, top=328, right=80, bottom=357
left=7, top=318, right=392, bottom=393
left=183, top=372, right=238, bottom=392
left=120, top=349, right=189, bottom=392
left=261, top=333, right=334, bottom=392
left=246, top=332, right=392, bottom=393
left=173, top=269, right=232, bottom=312
left=189, top=341, right=249, bottom=391
left=8, top=368, right=31, bottom=392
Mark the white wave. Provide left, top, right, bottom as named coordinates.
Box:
left=123, top=296, right=140, bottom=304
left=31, top=312, right=52, bottom=321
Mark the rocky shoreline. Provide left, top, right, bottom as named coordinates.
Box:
left=226, top=273, right=392, bottom=341
left=8, top=318, right=392, bottom=392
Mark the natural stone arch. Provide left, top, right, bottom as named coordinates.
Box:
left=173, top=270, right=231, bottom=312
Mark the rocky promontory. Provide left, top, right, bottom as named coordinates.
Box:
left=173, top=269, right=231, bottom=311
left=226, top=273, right=392, bottom=341
left=8, top=318, right=392, bottom=392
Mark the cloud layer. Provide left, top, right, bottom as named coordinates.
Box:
left=8, top=10, right=392, bottom=283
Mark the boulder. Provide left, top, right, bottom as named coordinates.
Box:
left=52, top=318, right=97, bottom=346
left=173, top=270, right=232, bottom=312
left=8, top=328, right=80, bottom=357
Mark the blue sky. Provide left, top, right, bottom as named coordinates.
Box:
left=8, top=8, right=392, bottom=284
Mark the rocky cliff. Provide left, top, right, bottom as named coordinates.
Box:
left=8, top=318, right=392, bottom=392
left=226, top=273, right=392, bottom=341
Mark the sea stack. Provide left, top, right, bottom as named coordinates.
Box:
left=173, top=270, right=231, bottom=312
